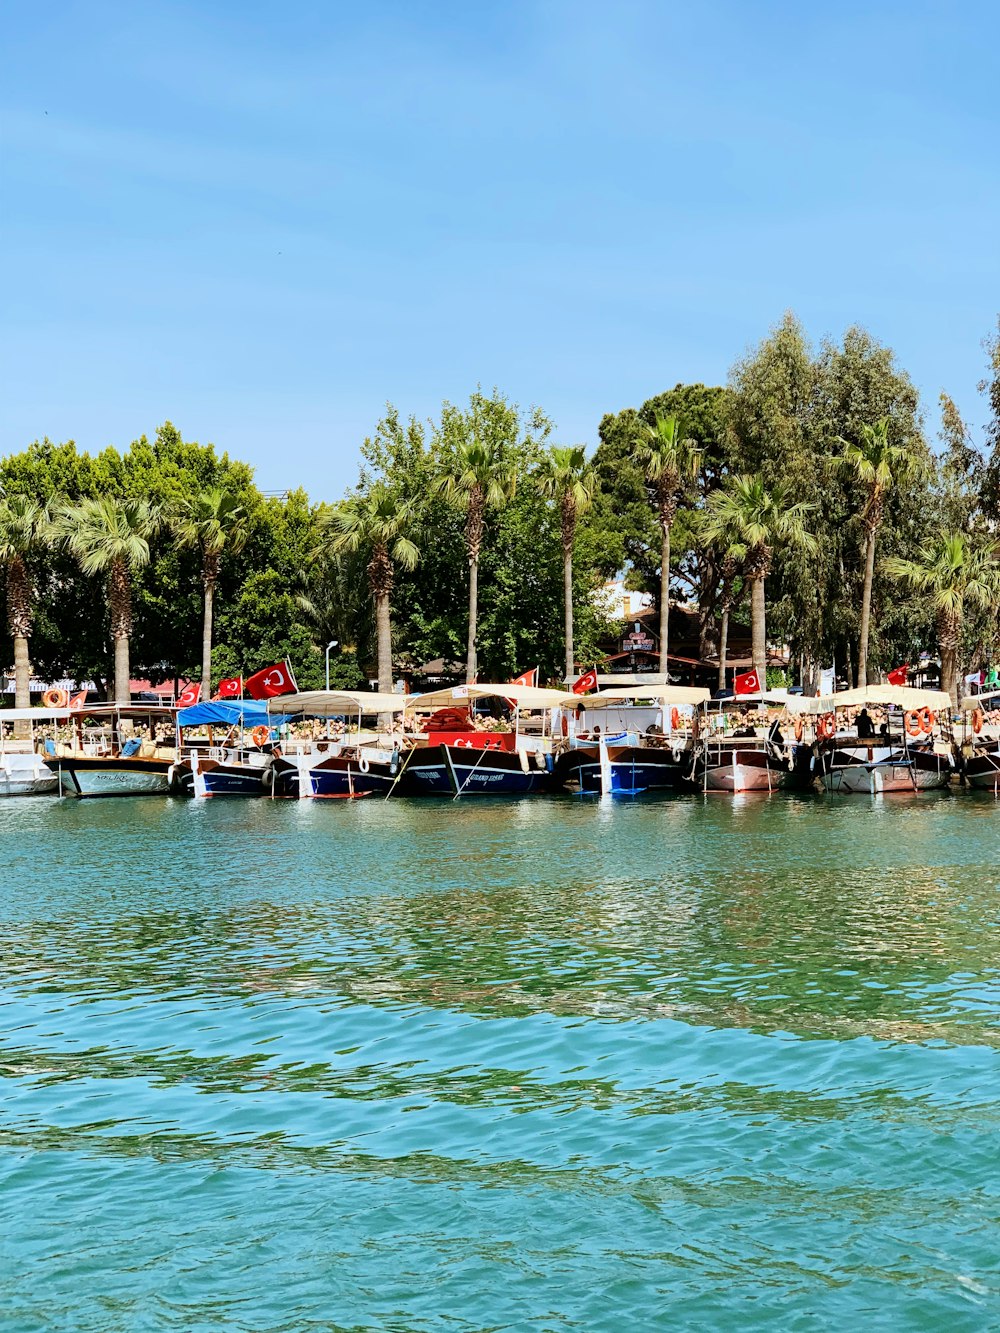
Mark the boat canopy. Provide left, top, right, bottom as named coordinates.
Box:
left=959, top=693, right=1000, bottom=713
left=586, top=685, right=710, bottom=707
left=407, top=683, right=571, bottom=710
left=0, top=708, right=72, bottom=722
left=177, top=700, right=272, bottom=728
left=268, top=689, right=406, bottom=718
left=702, top=691, right=797, bottom=709
left=791, top=685, right=953, bottom=714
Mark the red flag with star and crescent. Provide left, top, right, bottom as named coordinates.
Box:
left=734, top=668, right=761, bottom=695
left=510, top=667, right=538, bottom=688
left=887, top=664, right=909, bottom=686
left=176, top=682, right=202, bottom=708
left=216, top=676, right=243, bottom=698
left=572, top=667, right=598, bottom=695
left=245, top=661, right=298, bottom=700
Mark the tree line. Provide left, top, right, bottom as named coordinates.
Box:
left=2, top=314, right=999, bottom=708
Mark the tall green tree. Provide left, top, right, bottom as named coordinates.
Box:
left=57, top=498, right=161, bottom=703
left=701, top=475, right=816, bottom=683
left=536, top=446, right=598, bottom=676
left=632, top=413, right=703, bottom=672
left=837, top=417, right=918, bottom=686
left=319, top=484, right=419, bottom=692
left=433, top=438, right=517, bottom=682
left=173, top=488, right=249, bottom=698
left=0, top=495, right=53, bottom=709
left=884, top=534, right=997, bottom=704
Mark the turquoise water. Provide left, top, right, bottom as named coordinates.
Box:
left=2, top=792, right=999, bottom=1331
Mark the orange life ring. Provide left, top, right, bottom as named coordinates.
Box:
left=919, top=707, right=935, bottom=735
left=904, top=710, right=923, bottom=738
left=251, top=725, right=270, bottom=747
left=42, top=688, right=69, bottom=708
left=670, top=707, right=680, bottom=730
left=561, top=714, right=569, bottom=737
left=972, top=708, right=984, bottom=735
left=794, top=716, right=803, bottom=742
left=817, top=713, right=836, bottom=741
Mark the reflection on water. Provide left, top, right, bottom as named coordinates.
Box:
left=2, top=794, right=999, bottom=1330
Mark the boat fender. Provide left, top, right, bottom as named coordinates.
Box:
left=358, top=753, right=370, bottom=773
left=261, top=766, right=274, bottom=788
left=561, top=714, right=569, bottom=737
left=904, top=710, right=923, bottom=738
left=251, top=725, right=270, bottom=748
left=166, top=764, right=177, bottom=790
left=670, top=707, right=680, bottom=731
left=972, top=708, right=984, bottom=735
left=919, top=707, right=935, bottom=735
left=43, top=688, right=69, bottom=708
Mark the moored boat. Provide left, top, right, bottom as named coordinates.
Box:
left=807, top=685, right=954, bottom=794
left=267, top=690, right=405, bottom=798
left=54, top=704, right=176, bottom=797
left=692, top=692, right=793, bottom=793
left=552, top=685, right=708, bottom=795
left=394, top=683, right=566, bottom=797
left=0, top=706, right=69, bottom=796
left=171, top=699, right=279, bottom=797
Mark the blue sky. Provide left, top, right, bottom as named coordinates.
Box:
left=2, top=1, right=997, bottom=499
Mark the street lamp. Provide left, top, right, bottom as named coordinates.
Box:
left=325, top=640, right=339, bottom=691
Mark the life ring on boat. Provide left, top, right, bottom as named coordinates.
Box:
left=971, top=708, right=984, bottom=735
left=919, top=707, right=935, bottom=735
left=904, top=710, right=923, bottom=738
left=358, top=752, right=370, bottom=773
left=670, top=707, right=680, bottom=731
left=42, top=688, right=69, bottom=708
left=561, top=714, right=569, bottom=737
left=251, top=725, right=270, bottom=748
left=817, top=713, right=836, bottom=741
left=793, top=716, right=803, bottom=742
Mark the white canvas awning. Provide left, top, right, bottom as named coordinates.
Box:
left=586, top=685, right=710, bottom=707
left=792, top=685, right=952, bottom=715
left=0, top=708, right=72, bottom=722
left=407, top=683, right=572, bottom=710
left=268, top=690, right=407, bottom=718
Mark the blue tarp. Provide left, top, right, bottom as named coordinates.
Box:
left=177, top=700, right=273, bottom=729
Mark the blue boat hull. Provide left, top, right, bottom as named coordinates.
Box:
left=397, top=744, right=552, bottom=797
left=553, top=745, right=690, bottom=795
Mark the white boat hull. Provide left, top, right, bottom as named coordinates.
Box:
left=0, top=755, right=59, bottom=797
left=821, top=762, right=950, bottom=794
left=58, top=763, right=171, bottom=798
left=703, top=754, right=779, bottom=793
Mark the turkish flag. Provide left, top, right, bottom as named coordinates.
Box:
left=245, top=661, right=298, bottom=700
left=509, top=667, right=538, bottom=688
left=572, top=668, right=598, bottom=695
left=734, top=668, right=761, bottom=695
left=217, top=676, right=243, bottom=698
left=176, top=682, right=202, bottom=708
left=887, top=664, right=909, bottom=686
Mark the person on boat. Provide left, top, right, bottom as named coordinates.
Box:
left=857, top=708, right=876, bottom=739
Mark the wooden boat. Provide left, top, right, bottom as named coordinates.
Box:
left=171, top=699, right=277, bottom=797
left=692, top=693, right=793, bottom=793
left=0, top=707, right=68, bottom=796
left=957, top=692, right=1000, bottom=791
left=394, top=684, right=566, bottom=797
left=806, top=685, right=954, bottom=794
left=552, top=685, right=707, bottom=795
left=54, top=704, right=176, bottom=797
left=266, top=690, right=406, bottom=798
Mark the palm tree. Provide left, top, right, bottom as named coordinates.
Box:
left=714, top=551, right=740, bottom=693
left=58, top=497, right=161, bottom=703
left=319, top=485, right=419, bottom=693
left=632, top=414, right=703, bottom=673
left=433, top=440, right=516, bottom=682
left=838, top=417, right=917, bottom=686
left=174, top=488, right=249, bottom=699
left=536, top=446, right=598, bottom=677
left=884, top=533, right=997, bottom=703
left=701, top=474, right=816, bottom=685
left=0, top=495, right=53, bottom=710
